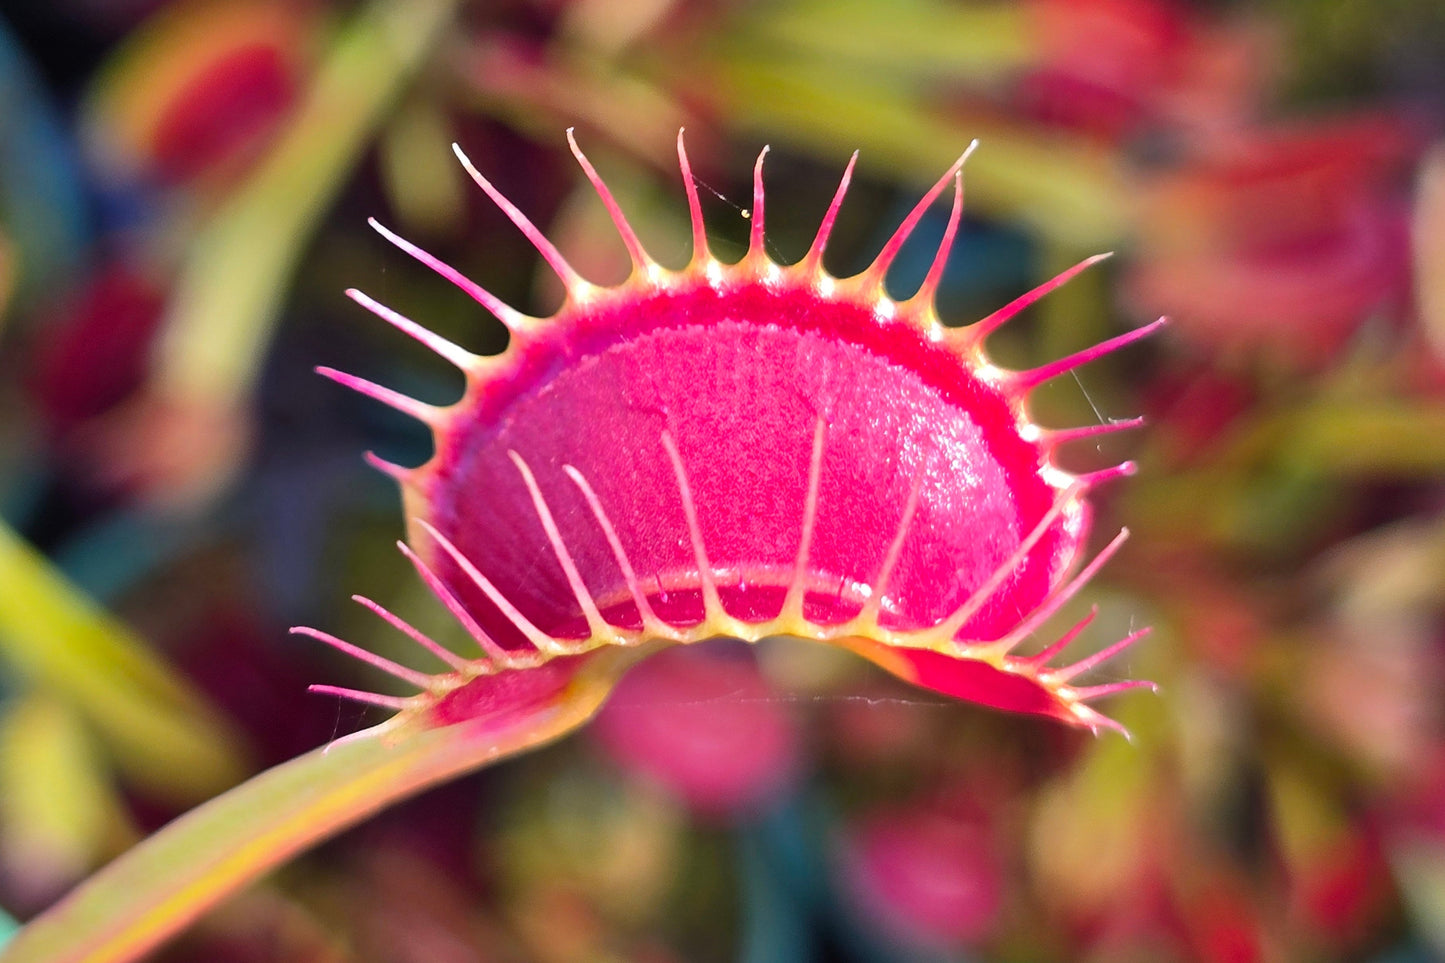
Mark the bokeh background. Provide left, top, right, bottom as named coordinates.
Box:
left=2, top=0, right=1445, bottom=960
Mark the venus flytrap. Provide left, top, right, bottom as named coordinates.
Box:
left=4, top=131, right=1159, bottom=963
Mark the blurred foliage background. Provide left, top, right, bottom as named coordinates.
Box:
left=2, top=0, right=1445, bottom=960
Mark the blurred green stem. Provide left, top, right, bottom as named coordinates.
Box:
left=1, top=661, right=623, bottom=963
left=0, top=522, right=248, bottom=803
left=153, top=0, right=457, bottom=413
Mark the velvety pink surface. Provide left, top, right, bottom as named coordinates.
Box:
left=421, top=276, right=1079, bottom=651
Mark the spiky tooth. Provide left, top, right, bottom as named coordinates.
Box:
left=363, top=451, right=413, bottom=483
left=1045, top=417, right=1147, bottom=448
left=345, top=288, right=483, bottom=372
left=864, top=141, right=977, bottom=295
left=307, top=685, right=412, bottom=711
left=926, top=482, right=1081, bottom=644
left=960, top=252, right=1115, bottom=349
left=508, top=450, right=612, bottom=638
left=350, top=594, right=469, bottom=672
left=1049, top=627, right=1153, bottom=682
left=676, top=128, right=710, bottom=265
left=316, top=367, right=445, bottom=426
left=1077, top=461, right=1138, bottom=490
left=799, top=150, right=859, bottom=275
left=451, top=142, right=588, bottom=297
left=1072, top=703, right=1134, bottom=740
left=566, top=128, right=653, bottom=273
left=744, top=145, right=772, bottom=268
left=991, top=529, right=1131, bottom=656
left=1010, top=317, right=1169, bottom=392
left=1071, top=679, right=1160, bottom=701
left=1019, top=605, right=1099, bottom=667
left=415, top=520, right=571, bottom=656
left=910, top=171, right=965, bottom=310
left=361, top=222, right=532, bottom=335
left=659, top=432, right=727, bottom=624
left=396, top=539, right=514, bottom=663
left=291, top=626, right=435, bottom=689
left=781, top=417, right=827, bottom=622
left=562, top=464, right=677, bottom=640
left=854, top=469, right=925, bottom=628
